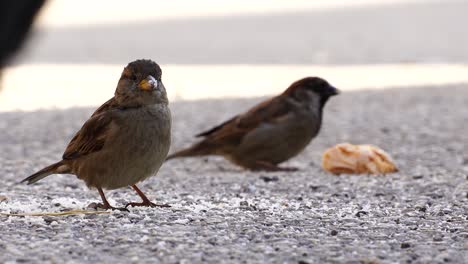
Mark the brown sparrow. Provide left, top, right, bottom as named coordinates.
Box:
left=22, top=59, right=172, bottom=211
left=166, top=77, right=339, bottom=171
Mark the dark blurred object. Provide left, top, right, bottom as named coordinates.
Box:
left=0, top=0, right=46, bottom=74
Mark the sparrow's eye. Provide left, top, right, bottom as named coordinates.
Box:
left=129, top=75, right=137, bottom=81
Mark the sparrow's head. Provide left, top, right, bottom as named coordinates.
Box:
left=283, top=77, right=339, bottom=107
left=115, top=59, right=167, bottom=106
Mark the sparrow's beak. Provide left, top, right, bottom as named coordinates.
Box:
left=328, top=85, right=340, bottom=96
left=138, top=75, right=158, bottom=91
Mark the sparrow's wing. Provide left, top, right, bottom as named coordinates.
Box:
left=62, top=108, right=116, bottom=160
left=237, top=97, right=292, bottom=128
left=197, top=96, right=292, bottom=143
left=91, top=97, right=120, bottom=117
left=195, top=116, right=238, bottom=137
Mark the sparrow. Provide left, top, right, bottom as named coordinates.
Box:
left=166, top=77, right=339, bottom=171
left=22, top=59, right=172, bottom=211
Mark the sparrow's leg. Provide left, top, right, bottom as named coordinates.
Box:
left=94, top=187, right=128, bottom=212
left=125, top=185, right=171, bottom=208
left=253, top=161, right=298, bottom=172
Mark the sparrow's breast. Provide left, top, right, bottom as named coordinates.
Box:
left=118, top=105, right=172, bottom=176
left=78, top=104, right=171, bottom=190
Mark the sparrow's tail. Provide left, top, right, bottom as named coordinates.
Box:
left=166, top=142, right=216, bottom=161
left=21, top=161, right=71, bottom=185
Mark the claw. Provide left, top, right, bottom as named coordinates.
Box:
left=88, top=202, right=129, bottom=212
left=125, top=201, right=171, bottom=208
left=127, top=185, right=171, bottom=208
left=93, top=188, right=129, bottom=211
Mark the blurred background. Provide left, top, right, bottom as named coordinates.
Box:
left=0, top=0, right=467, bottom=111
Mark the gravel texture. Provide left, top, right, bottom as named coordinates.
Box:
left=1, top=86, right=467, bottom=263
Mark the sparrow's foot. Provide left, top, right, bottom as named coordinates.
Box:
left=88, top=202, right=129, bottom=212
left=125, top=201, right=171, bottom=208
left=127, top=185, right=171, bottom=208
left=253, top=161, right=299, bottom=172
left=98, top=203, right=129, bottom=212
left=94, top=188, right=129, bottom=211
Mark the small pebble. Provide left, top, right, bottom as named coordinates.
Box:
left=401, top=243, right=411, bottom=249
left=259, top=175, right=279, bottom=182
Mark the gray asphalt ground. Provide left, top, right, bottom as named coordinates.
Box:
left=14, top=0, right=468, bottom=65
left=1, top=85, right=467, bottom=263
